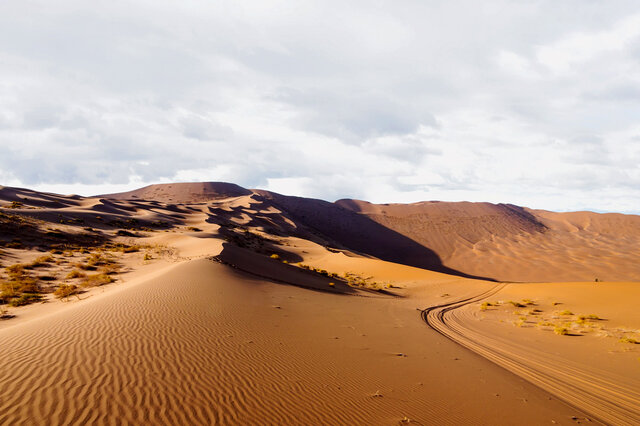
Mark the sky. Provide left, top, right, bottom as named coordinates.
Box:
left=1, top=1, right=639, bottom=213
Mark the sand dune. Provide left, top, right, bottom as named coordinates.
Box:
left=101, top=182, right=251, bottom=203
left=1, top=181, right=639, bottom=424
left=0, top=258, right=593, bottom=425
left=336, top=198, right=640, bottom=282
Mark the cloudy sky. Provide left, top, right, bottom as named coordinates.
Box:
left=1, top=1, right=639, bottom=212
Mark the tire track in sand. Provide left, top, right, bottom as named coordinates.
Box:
left=421, top=284, right=640, bottom=425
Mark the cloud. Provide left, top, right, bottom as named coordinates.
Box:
left=0, top=1, right=639, bottom=212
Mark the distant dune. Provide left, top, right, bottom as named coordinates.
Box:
left=96, top=182, right=640, bottom=282
left=101, top=181, right=252, bottom=203
left=335, top=198, right=640, bottom=282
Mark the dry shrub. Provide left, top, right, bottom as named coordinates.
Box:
left=66, top=269, right=86, bottom=279
left=29, top=255, right=54, bottom=268
left=54, top=284, right=79, bottom=300
left=81, top=273, right=114, bottom=287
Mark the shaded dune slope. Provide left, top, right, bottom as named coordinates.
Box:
left=336, top=199, right=640, bottom=282
left=255, top=191, right=493, bottom=280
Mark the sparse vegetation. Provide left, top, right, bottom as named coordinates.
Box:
left=54, top=284, right=79, bottom=301
left=559, top=310, right=573, bottom=316
left=554, top=326, right=569, bottom=336
left=81, top=273, right=114, bottom=287
left=28, top=254, right=54, bottom=268
left=66, top=269, right=86, bottom=279
left=619, top=337, right=639, bottom=344
left=578, top=314, right=601, bottom=321
left=270, top=254, right=280, bottom=260
left=8, top=293, right=42, bottom=307
left=7, top=201, right=24, bottom=209
left=508, top=300, right=525, bottom=308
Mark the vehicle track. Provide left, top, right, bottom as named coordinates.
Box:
left=421, top=284, right=640, bottom=425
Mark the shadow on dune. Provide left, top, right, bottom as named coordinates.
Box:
left=215, top=243, right=357, bottom=294
left=256, top=192, right=497, bottom=281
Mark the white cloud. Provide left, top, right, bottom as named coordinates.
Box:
left=0, top=1, right=639, bottom=212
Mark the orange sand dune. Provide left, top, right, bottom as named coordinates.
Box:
left=1, top=182, right=639, bottom=424
left=0, top=257, right=591, bottom=425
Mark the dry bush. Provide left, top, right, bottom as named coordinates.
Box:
left=9, top=293, right=42, bottom=307
left=54, top=284, right=79, bottom=300
left=81, top=273, right=114, bottom=287
left=480, top=302, right=493, bottom=310
left=554, top=326, right=569, bottom=335
left=66, top=269, right=86, bottom=279
left=29, top=255, right=54, bottom=268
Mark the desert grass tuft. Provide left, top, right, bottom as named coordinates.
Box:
left=554, top=326, right=569, bottom=335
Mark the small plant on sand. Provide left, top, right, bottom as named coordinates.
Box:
left=29, top=255, right=54, bottom=268
left=329, top=282, right=335, bottom=287
left=186, top=226, right=202, bottom=232
left=9, top=293, right=42, bottom=307
left=619, top=337, right=639, bottom=344
left=554, top=326, right=569, bottom=335
left=270, top=254, right=280, bottom=260
left=559, top=310, right=573, bottom=316
left=66, top=269, right=86, bottom=279
left=537, top=321, right=555, bottom=327
left=54, top=284, right=79, bottom=301
left=508, top=300, right=525, bottom=308
left=578, top=314, right=601, bottom=321
left=143, top=253, right=152, bottom=261
left=480, top=302, right=492, bottom=311
left=81, top=273, right=114, bottom=287
left=522, top=299, right=535, bottom=305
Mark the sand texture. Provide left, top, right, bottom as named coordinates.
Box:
left=1, top=182, right=638, bottom=424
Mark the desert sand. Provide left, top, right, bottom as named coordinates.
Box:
left=1, top=182, right=639, bottom=425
